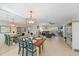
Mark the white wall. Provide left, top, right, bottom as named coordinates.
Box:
left=0, top=34, right=5, bottom=48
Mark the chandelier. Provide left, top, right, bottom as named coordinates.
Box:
left=27, top=11, right=35, bottom=24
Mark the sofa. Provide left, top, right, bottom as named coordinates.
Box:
left=42, top=31, right=55, bottom=38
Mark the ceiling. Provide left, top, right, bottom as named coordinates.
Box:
left=0, top=3, right=79, bottom=26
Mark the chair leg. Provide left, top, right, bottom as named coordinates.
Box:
left=22, top=47, right=24, bottom=56
left=32, top=52, right=33, bottom=56
left=42, top=44, right=44, bottom=53
left=8, top=39, right=10, bottom=46
left=18, top=47, right=21, bottom=54
left=39, top=46, right=41, bottom=54
left=42, top=44, right=43, bottom=50
left=26, top=48, right=28, bottom=56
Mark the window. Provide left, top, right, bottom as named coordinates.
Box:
left=0, top=26, right=11, bottom=33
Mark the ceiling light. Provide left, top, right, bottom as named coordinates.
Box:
left=11, top=24, right=15, bottom=26
left=28, top=20, right=34, bottom=24
left=10, top=18, right=16, bottom=27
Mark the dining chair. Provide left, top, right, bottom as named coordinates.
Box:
left=18, top=38, right=28, bottom=56
left=7, top=34, right=12, bottom=45
left=27, top=38, right=36, bottom=56
left=37, top=35, right=45, bottom=51
left=4, top=34, right=8, bottom=45
left=4, top=34, right=12, bottom=46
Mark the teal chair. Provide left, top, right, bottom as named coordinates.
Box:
left=7, top=34, right=11, bottom=46
left=27, top=38, right=36, bottom=56
left=4, top=34, right=8, bottom=45
left=4, top=34, right=11, bottom=46
left=18, top=38, right=28, bottom=56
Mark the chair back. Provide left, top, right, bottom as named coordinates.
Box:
left=18, top=38, right=27, bottom=48
left=7, top=34, right=11, bottom=45
left=4, top=34, right=11, bottom=46
left=27, top=38, right=36, bottom=53
left=27, top=38, right=33, bottom=49
left=4, top=34, right=8, bottom=45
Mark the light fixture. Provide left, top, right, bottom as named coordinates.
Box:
left=27, top=10, right=35, bottom=24
left=10, top=18, right=16, bottom=27
left=11, top=24, right=15, bottom=26
left=28, top=20, right=34, bottom=24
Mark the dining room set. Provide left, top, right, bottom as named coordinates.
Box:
left=4, top=30, right=46, bottom=56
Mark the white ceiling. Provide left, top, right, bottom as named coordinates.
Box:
left=0, top=3, right=79, bottom=26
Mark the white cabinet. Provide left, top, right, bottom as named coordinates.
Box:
left=64, top=23, right=72, bottom=47
left=64, top=21, right=79, bottom=50
left=72, top=22, right=79, bottom=50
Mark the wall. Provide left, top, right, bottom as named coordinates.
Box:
left=0, top=9, right=26, bottom=48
